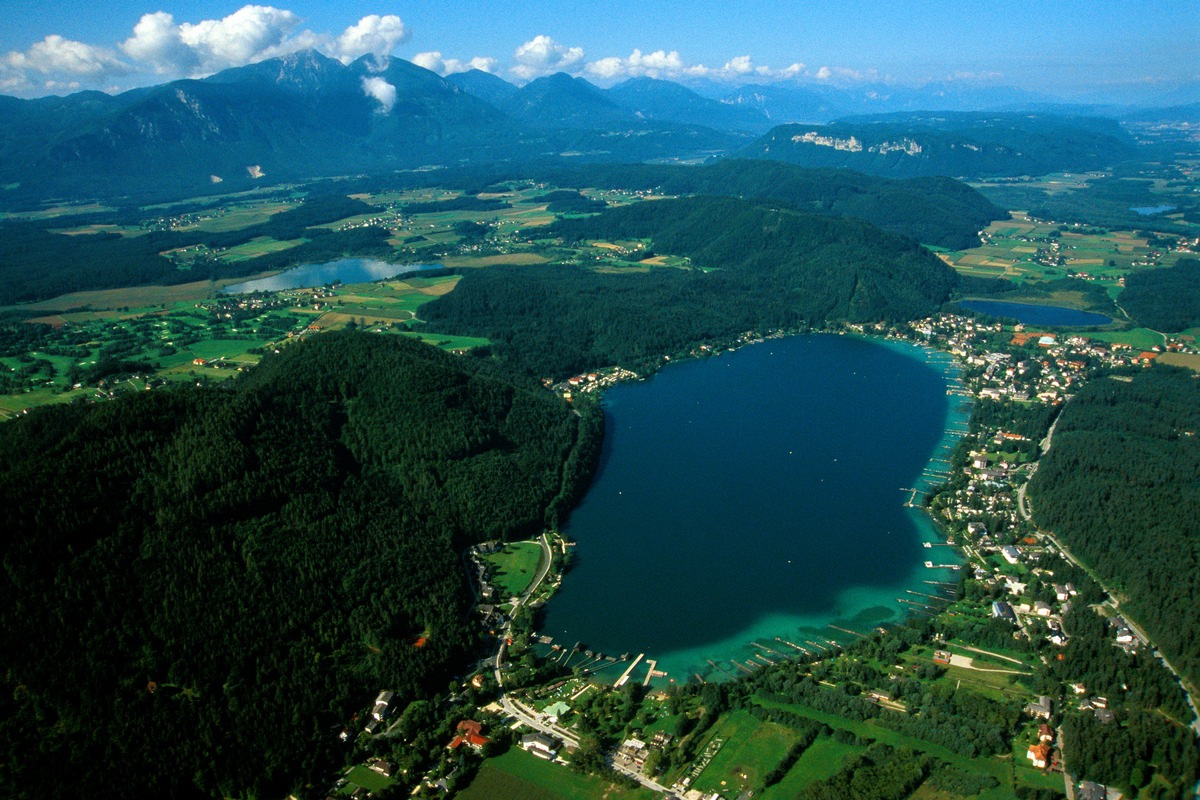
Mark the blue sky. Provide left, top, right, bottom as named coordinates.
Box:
left=0, top=0, right=1195, bottom=99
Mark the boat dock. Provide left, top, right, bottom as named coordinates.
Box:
left=707, top=659, right=736, bottom=680
left=828, top=625, right=866, bottom=639
left=614, top=653, right=644, bottom=687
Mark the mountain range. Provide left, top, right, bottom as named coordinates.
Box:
left=0, top=50, right=1182, bottom=206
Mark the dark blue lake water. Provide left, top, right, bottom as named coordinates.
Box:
left=958, top=300, right=1111, bottom=327
left=222, top=258, right=433, bottom=294
left=540, top=334, right=967, bottom=683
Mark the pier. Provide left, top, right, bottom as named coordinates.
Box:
left=614, top=653, right=644, bottom=687
left=707, top=659, right=736, bottom=680
left=750, top=641, right=786, bottom=657
left=775, top=637, right=810, bottom=654
left=828, top=625, right=867, bottom=639
left=642, top=659, right=658, bottom=686
left=907, top=589, right=952, bottom=602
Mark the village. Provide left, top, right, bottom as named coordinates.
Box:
left=316, top=309, right=1199, bottom=800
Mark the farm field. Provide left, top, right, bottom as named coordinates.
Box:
left=942, top=210, right=1193, bottom=305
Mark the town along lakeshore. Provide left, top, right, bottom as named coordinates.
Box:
left=540, top=333, right=970, bottom=684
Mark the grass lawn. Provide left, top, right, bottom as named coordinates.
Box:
left=1085, top=328, right=1168, bottom=350
left=458, top=748, right=654, bottom=800
left=760, top=736, right=861, bottom=800
left=690, top=710, right=795, bottom=794
left=342, top=764, right=394, bottom=793
left=484, top=541, right=546, bottom=598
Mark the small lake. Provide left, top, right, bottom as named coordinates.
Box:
left=1130, top=205, right=1175, bottom=216
left=957, top=300, right=1111, bottom=327
left=222, top=258, right=435, bottom=294
left=540, top=334, right=969, bottom=684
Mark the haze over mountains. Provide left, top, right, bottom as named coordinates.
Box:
left=0, top=49, right=1191, bottom=204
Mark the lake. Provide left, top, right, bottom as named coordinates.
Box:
left=957, top=300, right=1111, bottom=327
left=539, top=334, right=969, bottom=684
left=222, top=258, right=434, bottom=294
left=1130, top=205, right=1175, bottom=216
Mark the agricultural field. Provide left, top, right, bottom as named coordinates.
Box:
left=483, top=541, right=546, bottom=599
left=457, top=748, right=654, bottom=800
left=943, top=212, right=1189, bottom=298
left=0, top=275, right=475, bottom=418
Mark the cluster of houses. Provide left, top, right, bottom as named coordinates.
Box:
left=551, top=366, right=640, bottom=399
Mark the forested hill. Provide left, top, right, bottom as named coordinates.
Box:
left=392, top=159, right=1003, bottom=249
left=1118, top=258, right=1200, bottom=332
left=419, top=196, right=958, bottom=377
left=1027, top=367, right=1200, bottom=687
left=0, top=331, right=601, bottom=799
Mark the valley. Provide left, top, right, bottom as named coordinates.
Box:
left=1, top=21, right=1199, bottom=800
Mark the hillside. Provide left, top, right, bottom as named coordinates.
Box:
left=419, top=196, right=958, bottom=377
left=1027, top=367, right=1200, bottom=688
left=1118, top=258, right=1200, bottom=331
left=738, top=112, right=1137, bottom=178
left=0, top=331, right=601, bottom=799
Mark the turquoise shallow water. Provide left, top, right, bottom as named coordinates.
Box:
left=539, top=334, right=970, bottom=685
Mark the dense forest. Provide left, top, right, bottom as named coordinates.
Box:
left=1118, top=258, right=1200, bottom=331
left=419, top=196, right=958, bottom=377
left=1027, top=367, right=1200, bottom=687
left=0, top=332, right=602, bottom=799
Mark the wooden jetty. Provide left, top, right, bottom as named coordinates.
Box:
left=753, top=653, right=777, bottom=667
left=829, top=625, right=866, bottom=639
left=923, top=580, right=957, bottom=588
left=898, top=598, right=940, bottom=612
left=906, top=589, right=952, bottom=602
left=707, top=659, right=737, bottom=680
left=750, top=641, right=785, bottom=656
left=775, top=637, right=810, bottom=654
left=733, top=661, right=755, bottom=675
left=693, top=674, right=707, bottom=684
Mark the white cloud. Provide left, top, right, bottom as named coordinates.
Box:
left=334, top=14, right=409, bottom=64
left=361, top=75, right=396, bottom=113
left=511, top=35, right=584, bottom=80
left=585, top=49, right=700, bottom=81
left=814, top=65, right=878, bottom=83
left=582, top=49, right=806, bottom=85
left=120, top=6, right=302, bottom=76
left=413, top=51, right=497, bottom=76
left=6, top=34, right=127, bottom=77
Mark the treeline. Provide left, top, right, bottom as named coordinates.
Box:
left=1119, top=258, right=1200, bottom=331
left=1027, top=367, right=1200, bottom=688
left=420, top=196, right=957, bottom=377
left=0, top=332, right=601, bottom=799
